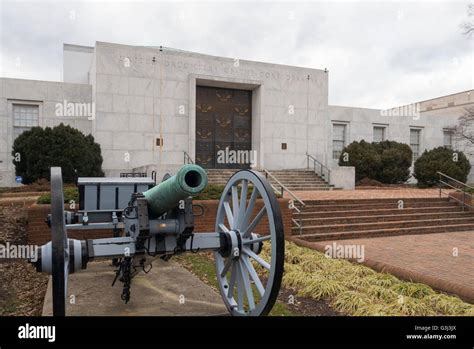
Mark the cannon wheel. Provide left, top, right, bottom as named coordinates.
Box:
left=50, top=167, right=69, bottom=316
left=214, top=170, right=284, bottom=316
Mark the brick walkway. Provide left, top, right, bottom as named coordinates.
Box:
left=291, top=231, right=474, bottom=303
left=288, top=188, right=440, bottom=201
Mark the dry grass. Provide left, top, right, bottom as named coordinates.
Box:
left=261, top=241, right=474, bottom=316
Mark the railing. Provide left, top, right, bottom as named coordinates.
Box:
left=438, top=171, right=473, bottom=211
left=306, top=153, right=331, bottom=183
left=291, top=217, right=304, bottom=235
left=263, top=169, right=305, bottom=215
left=184, top=151, right=194, bottom=164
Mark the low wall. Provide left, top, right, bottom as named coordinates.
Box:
left=330, top=166, right=355, bottom=190
left=27, top=198, right=293, bottom=245
left=448, top=191, right=473, bottom=209
left=27, top=204, right=113, bottom=245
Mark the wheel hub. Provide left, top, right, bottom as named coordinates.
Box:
left=219, top=230, right=242, bottom=259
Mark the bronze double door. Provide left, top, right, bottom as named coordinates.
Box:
left=195, top=86, right=252, bottom=169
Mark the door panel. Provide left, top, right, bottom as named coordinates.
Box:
left=195, top=86, right=252, bottom=169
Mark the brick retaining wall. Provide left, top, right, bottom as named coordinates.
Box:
left=27, top=204, right=113, bottom=245
left=27, top=198, right=292, bottom=245
left=193, top=199, right=292, bottom=236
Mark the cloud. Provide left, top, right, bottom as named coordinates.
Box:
left=0, top=0, right=472, bottom=109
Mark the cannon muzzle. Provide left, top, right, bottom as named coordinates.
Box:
left=143, top=164, right=208, bottom=217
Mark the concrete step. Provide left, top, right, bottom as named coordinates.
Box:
left=207, top=168, right=332, bottom=188
left=292, top=217, right=474, bottom=234
left=269, top=170, right=320, bottom=174
left=293, top=206, right=464, bottom=218
left=294, top=223, right=474, bottom=241
left=269, top=176, right=326, bottom=181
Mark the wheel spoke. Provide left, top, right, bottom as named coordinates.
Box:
left=231, top=185, right=239, bottom=222
left=218, top=223, right=230, bottom=233
left=243, top=206, right=266, bottom=237
left=237, top=264, right=244, bottom=311
left=241, top=256, right=265, bottom=297
left=243, top=247, right=271, bottom=270
left=223, top=201, right=234, bottom=228
left=236, top=180, right=248, bottom=229
left=227, top=262, right=237, bottom=298
left=220, top=258, right=233, bottom=278
left=242, top=188, right=258, bottom=229
left=239, top=259, right=255, bottom=310
left=242, top=235, right=271, bottom=245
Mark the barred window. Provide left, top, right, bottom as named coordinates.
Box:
left=13, top=104, right=39, bottom=137
left=333, top=124, right=347, bottom=160
left=410, top=128, right=421, bottom=161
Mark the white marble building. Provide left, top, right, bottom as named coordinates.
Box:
left=0, top=41, right=472, bottom=187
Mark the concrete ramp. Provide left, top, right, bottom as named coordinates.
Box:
left=42, top=260, right=228, bottom=316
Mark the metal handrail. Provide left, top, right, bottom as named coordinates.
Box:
left=262, top=169, right=305, bottom=213
left=437, top=171, right=474, bottom=190
left=306, top=152, right=331, bottom=183
left=437, top=171, right=473, bottom=211
left=291, top=217, right=303, bottom=235
left=183, top=151, right=194, bottom=164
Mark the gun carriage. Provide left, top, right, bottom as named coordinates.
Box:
left=33, top=165, right=284, bottom=316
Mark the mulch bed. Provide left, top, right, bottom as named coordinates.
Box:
left=0, top=203, right=48, bottom=316
left=277, top=286, right=340, bottom=316
left=0, top=179, right=50, bottom=194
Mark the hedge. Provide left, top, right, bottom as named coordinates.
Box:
left=414, top=147, right=471, bottom=187
left=12, top=123, right=104, bottom=184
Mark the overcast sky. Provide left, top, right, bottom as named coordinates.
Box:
left=0, top=0, right=472, bottom=109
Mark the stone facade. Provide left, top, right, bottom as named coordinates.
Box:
left=91, top=41, right=329, bottom=176
left=0, top=41, right=472, bottom=187
left=0, top=78, right=92, bottom=186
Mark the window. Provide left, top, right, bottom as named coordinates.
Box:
left=13, top=104, right=39, bottom=137
left=332, top=123, right=347, bottom=160
left=410, top=128, right=421, bottom=161
left=373, top=126, right=386, bottom=143
left=443, top=130, right=454, bottom=149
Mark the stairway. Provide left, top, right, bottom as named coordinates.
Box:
left=291, top=197, right=474, bottom=241
left=206, top=169, right=240, bottom=185
left=265, top=169, right=333, bottom=191
left=206, top=168, right=333, bottom=190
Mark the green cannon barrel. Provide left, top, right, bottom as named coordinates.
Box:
left=143, top=164, right=208, bottom=217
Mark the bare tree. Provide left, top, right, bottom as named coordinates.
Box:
left=454, top=106, right=474, bottom=144
left=462, top=3, right=474, bottom=36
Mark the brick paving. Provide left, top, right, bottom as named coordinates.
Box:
left=291, top=231, right=474, bottom=303
left=287, top=188, right=440, bottom=201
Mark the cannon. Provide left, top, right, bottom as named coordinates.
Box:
left=33, top=165, right=284, bottom=316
